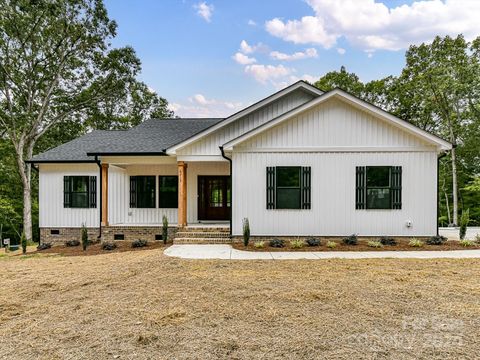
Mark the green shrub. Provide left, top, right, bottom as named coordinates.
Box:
left=459, top=239, right=475, bottom=247
left=162, top=215, right=168, bottom=244
left=459, top=209, right=470, bottom=240
left=242, top=218, right=250, bottom=247
left=409, top=238, right=424, bottom=247
left=132, top=239, right=148, bottom=248
left=21, top=232, right=27, bottom=254
left=326, top=241, right=337, bottom=249
left=102, top=241, right=117, bottom=251
left=65, top=240, right=80, bottom=247
left=367, top=240, right=383, bottom=248
left=81, top=224, right=88, bottom=251
left=475, top=234, right=480, bottom=243
left=269, top=238, right=285, bottom=248
left=290, top=239, right=305, bottom=249
left=254, top=241, right=265, bottom=249
left=37, top=243, right=52, bottom=251
left=306, top=238, right=321, bottom=246
left=342, top=234, right=358, bottom=245
left=426, top=235, right=447, bottom=245
left=380, top=237, right=397, bottom=246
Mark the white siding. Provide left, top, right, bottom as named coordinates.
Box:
left=177, top=89, right=315, bottom=156
left=39, top=164, right=100, bottom=228
left=232, top=151, right=437, bottom=237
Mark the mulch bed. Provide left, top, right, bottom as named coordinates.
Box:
left=233, top=240, right=480, bottom=252
left=34, top=240, right=168, bottom=256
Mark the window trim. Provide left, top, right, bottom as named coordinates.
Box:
left=275, top=166, right=302, bottom=210
left=64, top=175, right=96, bottom=209
left=366, top=166, right=392, bottom=210
left=356, top=166, right=402, bottom=210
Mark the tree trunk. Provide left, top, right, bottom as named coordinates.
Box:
left=451, top=146, right=458, bottom=226
left=15, top=140, right=34, bottom=242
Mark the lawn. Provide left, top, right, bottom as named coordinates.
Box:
left=0, top=249, right=479, bottom=359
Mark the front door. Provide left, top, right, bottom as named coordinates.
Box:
left=198, top=176, right=231, bottom=221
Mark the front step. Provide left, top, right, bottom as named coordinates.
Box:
left=173, top=226, right=231, bottom=244
left=174, top=237, right=232, bottom=244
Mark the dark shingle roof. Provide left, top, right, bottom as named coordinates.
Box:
left=30, top=118, right=223, bottom=162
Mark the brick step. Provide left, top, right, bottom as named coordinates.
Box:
left=181, top=227, right=230, bottom=233
left=175, top=231, right=230, bottom=238
left=173, top=237, right=232, bottom=244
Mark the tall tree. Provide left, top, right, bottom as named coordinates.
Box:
left=0, top=0, right=172, bottom=241
left=314, top=66, right=365, bottom=96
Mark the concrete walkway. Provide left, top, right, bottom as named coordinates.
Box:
left=164, top=244, right=480, bottom=260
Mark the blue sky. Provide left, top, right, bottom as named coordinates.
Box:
left=104, top=0, right=479, bottom=117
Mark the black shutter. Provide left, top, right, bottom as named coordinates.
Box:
left=63, top=176, right=71, bottom=208
left=266, top=167, right=276, bottom=209
left=89, top=176, right=97, bottom=208
left=301, top=167, right=311, bottom=209
left=130, top=176, right=137, bottom=208
left=355, top=166, right=366, bottom=209
left=391, top=166, right=402, bottom=209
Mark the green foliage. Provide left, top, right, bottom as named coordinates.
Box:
left=326, top=241, right=337, bottom=249
left=427, top=235, right=447, bottom=245
left=253, top=241, right=265, bottom=249
left=342, top=234, right=358, bottom=246
left=380, top=237, right=397, bottom=246
left=21, top=232, right=27, bottom=254
left=290, top=239, right=305, bottom=249
left=409, top=239, right=424, bottom=247
left=269, top=239, right=285, bottom=248
left=81, top=225, right=88, bottom=251
left=475, top=234, right=480, bottom=243
left=367, top=240, right=383, bottom=248
left=162, top=215, right=168, bottom=244
left=37, top=243, right=52, bottom=251
left=65, top=240, right=80, bottom=247
left=242, top=218, right=250, bottom=247
left=132, top=239, right=148, bottom=248
left=459, top=209, right=470, bottom=240
left=102, top=241, right=117, bottom=251
left=459, top=239, right=475, bottom=247
left=306, top=238, right=321, bottom=247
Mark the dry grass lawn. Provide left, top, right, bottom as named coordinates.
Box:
left=0, top=249, right=479, bottom=359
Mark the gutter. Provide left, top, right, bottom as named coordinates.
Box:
left=95, top=156, right=102, bottom=240
left=219, top=146, right=233, bottom=237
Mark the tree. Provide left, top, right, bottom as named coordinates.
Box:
left=314, top=66, right=365, bottom=96
left=0, top=0, right=172, bottom=241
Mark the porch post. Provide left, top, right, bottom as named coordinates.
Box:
left=178, top=161, right=188, bottom=227
left=101, top=163, right=109, bottom=226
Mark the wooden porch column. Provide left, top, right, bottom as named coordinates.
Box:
left=101, top=163, right=109, bottom=226
left=178, top=161, right=188, bottom=227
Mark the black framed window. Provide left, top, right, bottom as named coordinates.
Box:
left=276, top=167, right=301, bottom=209
left=356, top=166, right=402, bottom=210
left=64, top=176, right=96, bottom=208
left=159, top=176, right=178, bottom=208
left=130, top=176, right=156, bottom=208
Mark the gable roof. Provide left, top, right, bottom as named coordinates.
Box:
left=29, top=118, right=223, bottom=163
left=165, top=80, right=324, bottom=154
left=222, top=88, right=452, bottom=151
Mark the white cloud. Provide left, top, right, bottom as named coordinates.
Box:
left=270, top=47, right=318, bottom=61
left=244, top=64, right=293, bottom=85
left=239, top=40, right=268, bottom=54
left=248, top=19, right=257, bottom=26
left=171, top=94, right=243, bottom=117
left=337, top=47, right=346, bottom=55
left=194, top=1, right=213, bottom=22
left=232, top=52, right=257, bottom=65
left=265, top=0, right=480, bottom=51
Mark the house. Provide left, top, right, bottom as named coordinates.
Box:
left=29, top=81, right=452, bottom=244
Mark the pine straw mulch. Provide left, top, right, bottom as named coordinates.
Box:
left=1, top=249, right=479, bottom=359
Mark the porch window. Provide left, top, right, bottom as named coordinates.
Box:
left=130, top=176, right=156, bottom=208
left=63, top=176, right=96, bottom=208
left=159, top=176, right=178, bottom=208
left=355, top=166, right=402, bottom=210
left=266, top=166, right=311, bottom=210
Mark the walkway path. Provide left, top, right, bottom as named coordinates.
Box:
left=164, top=244, right=480, bottom=260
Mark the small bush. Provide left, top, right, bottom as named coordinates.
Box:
left=132, top=239, right=148, bottom=248
left=254, top=241, right=265, bottom=249
left=21, top=232, right=27, bottom=254
left=409, top=238, right=424, bottom=247
left=306, top=238, right=321, bottom=247
left=380, top=237, right=397, bottom=246
left=368, top=240, right=383, bottom=248
left=65, top=240, right=80, bottom=247
left=475, top=234, right=480, bottom=243
left=426, top=235, right=447, bottom=245
left=242, top=218, right=250, bottom=247
left=459, top=239, right=475, bottom=247
left=81, top=224, right=88, bottom=251
left=37, top=242, right=52, bottom=251
left=326, top=241, right=337, bottom=249
left=102, top=241, right=117, bottom=251
left=342, top=234, right=358, bottom=246
left=290, top=239, right=305, bottom=249
left=269, top=238, right=285, bottom=248
left=459, top=209, right=470, bottom=240
left=162, top=215, right=168, bottom=244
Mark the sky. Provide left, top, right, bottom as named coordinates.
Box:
left=104, top=0, right=480, bottom=118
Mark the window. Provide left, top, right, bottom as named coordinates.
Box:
left=266, top=166, right=311, bottom=210
left=356, top=166, right=402, bottom=210
left=130, top=176, right=156, bottom=208
left=64, top=176, right=96, bottom=208
left=159, top=176, right=178, bottom=208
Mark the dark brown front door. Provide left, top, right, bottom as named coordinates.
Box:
left=198, top=176, right=231, bottom=221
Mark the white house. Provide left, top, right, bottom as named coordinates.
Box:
left=29, top=81, right=452, bottom=243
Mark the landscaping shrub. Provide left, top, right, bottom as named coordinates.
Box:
left=476, top=233, right=480, bottom=243
left=102, top=241, right=117, bottom=251
left=459, top=209, right=470, bottom=240
left=306, top=238, right=321, bottom=247
left=367, top=240, right=383, bottom=248
left=37, top=243, right=52, bottom=251
left=409, top=238, right=424, bottom=247
left=326, top=241, right=337, bottom=249
left=269, top=238, right=285, bottom=248
left=65, top=240, right=80, bottom=247
left=342, top=234, right=358, bottom=245
left=460, top=239, right=475, bottom=247
left=380, top=237, right=397, bottom=246
left=21, top=232, right=27, bottom=254
left=132, top=239, right=148, bottom=248
left=254, top=241, right=265, bottom=249
left=426, top=235, right=447, bottom=245
left=242, top=218, right=250, bottom=247
left=162, top=215, right=168, bottom=244
left=290, top=239, right=305, bottom=249
left=81, top=224, right=88, bottom=251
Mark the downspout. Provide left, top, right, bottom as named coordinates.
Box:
left=437, top=150, right=449, bottom=236
left=95, top=156, right=102, bottom=240
left=219, top=146, right=232, bottom=236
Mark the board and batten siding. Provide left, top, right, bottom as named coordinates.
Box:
left=177, top=89, right=315, bottom=156
left=39, top=164, right=100, bottom=228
